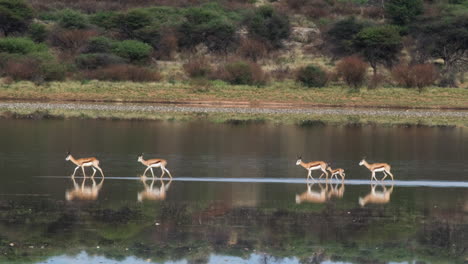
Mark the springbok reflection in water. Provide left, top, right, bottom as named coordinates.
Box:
left=296, top=180, right=346, bottom=204
left=65, top=176, right=104, bottom=201
left=138, top=176, right=172, bottom=202
left=359, top=182, right=394, bottom=207
left=327, top=179, right=345, bottom=200
left=296, top=181, right=328, bottom=204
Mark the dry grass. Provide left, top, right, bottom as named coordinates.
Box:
left=0, top=80, right=467, bottom=109
left=1, top=107, right=467, bottom=127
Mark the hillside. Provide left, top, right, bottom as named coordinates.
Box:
left=0, top=0, right=466, bottom=93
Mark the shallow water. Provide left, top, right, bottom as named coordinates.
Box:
left=0, top=119, right=466, bottom=264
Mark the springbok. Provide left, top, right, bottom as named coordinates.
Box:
left=65, top=152, right=104, bottom=178
left=359, top=183, right=394, bottom=207
left=359, top=158, right=394, bottom=181
left=296, top=156, right=328, bottom=180
left=137, top=153, right=172, bottom=178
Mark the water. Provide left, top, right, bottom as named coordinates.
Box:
left=0, top=119, right=466, bottom=264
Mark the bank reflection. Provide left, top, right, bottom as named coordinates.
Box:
left=359, top=182, right=394, bottom=207
left=138, top=176, right=172, bottom=202
left=65, top=176, right=104, bottom=201
left=296, top=180, right=346, bottom=204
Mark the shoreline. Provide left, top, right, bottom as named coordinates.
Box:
left=1, top=81, right=468, bottom=111
left=1, top=101, right=467, bottom=127
left=3, top=97, right=468, bottom=111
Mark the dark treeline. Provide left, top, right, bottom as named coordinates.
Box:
left=0, top=0, right=466, bottom=89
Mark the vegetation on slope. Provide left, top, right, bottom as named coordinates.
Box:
left=0, top=0, right=466, bottom=98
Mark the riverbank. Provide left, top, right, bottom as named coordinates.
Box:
left=1, top=81, right=468, bottom=110
left=1, top=101, right=467, bottom=127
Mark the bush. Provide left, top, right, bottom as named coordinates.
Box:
left=2, top=54, right=66, bottom=82
left=296, top=64, right=328, bottom=88
left=75, top=53, right=127, bottom=70
left=336, top=56, right=368, bottom=88
left=86, top=36, right=115, bottom=53
left=28, top=23, right=48, bottom=42
left=0, top=0, right=33, bottom=36
left=49, top=29, right=98, bottom=54
left=58, top=9, right=89, bottom=29
left=385, top=0, right=423, bottom=26
left=270, top=65, right=291, bottom=81
left=112, top=40, right=152, bottom=62
left=354, top=25, right=402, bottom=75
left=41, top=61, right=67, bottom=81
left=183, top=57, right=212, bottom=78
left=367, top=73, right=386, bottom=89
left=237, top=38, right=268, bottom=62
left=117, top=8, right=152, bottom=38
left=178, top=7, right=237, bottom=52
left=392, top=63, right=438, bottom=91
left=84, top=64, right=161, bottom=82
left=326, top=17, right=368, bottom=57
left=217, top=60, right=267, bottom=85
left=0, top=37, right=47, bottom=54
left=246, top=6, right=290, bottom=48
left=3, top=58, right=40, bottom=81
left=154, top=31, right=178, bottom=60
left=89, top=11, right=119, bottom=29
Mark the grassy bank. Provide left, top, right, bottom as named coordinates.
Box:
left=1, top=80, right=468, bottom=109
left=1, top=106, right=467, bottom=128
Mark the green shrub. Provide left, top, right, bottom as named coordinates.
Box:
left=86, top=37, right=115, bottom=53
left=40, top=61, right=67, bottom=81
left=28, top=23, right=48, bottom=42
left=178, top=7, right=237, bottom=52
left=385, top=0, right=423, bottom=26
left=58, top=9, right=88, bottom=29
left=145, top=6, right=184, bottom=27
left=89, top=11, right=119, bottom=29
left=246, top=6, right=290, bottom=48
left=354, top=25, right=402, bottom=75
left=76, top=53, right=126, bottom=70
left=217, top=60, right=267, bottom=85
left=0, top=0, right=33, bottom=36
left=112, top=40, right=152, bottom=62
left=326, top=17, right=369, bottom=57
left=0, top=37, right=47, bottom=54
left=296, top=64, right=328, bottom=88
left=117, top=9, right=152, bottom=38
left=133, top=26, right=161, bottom=48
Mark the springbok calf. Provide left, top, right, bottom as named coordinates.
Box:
left=359, top=158, right=394, bottom=181
left=296, top=156, right=328, bottom=180
left=326, top=165, right=345, bottom=181
left=65, top=152, right=104, bottom=178
left=137, top=153, right=172, bottom=178
left=358, top=183, right=394, bottom=207
left=295, top=182, right=329, bottom=204
left=66, top=175, right=104, bottom=201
